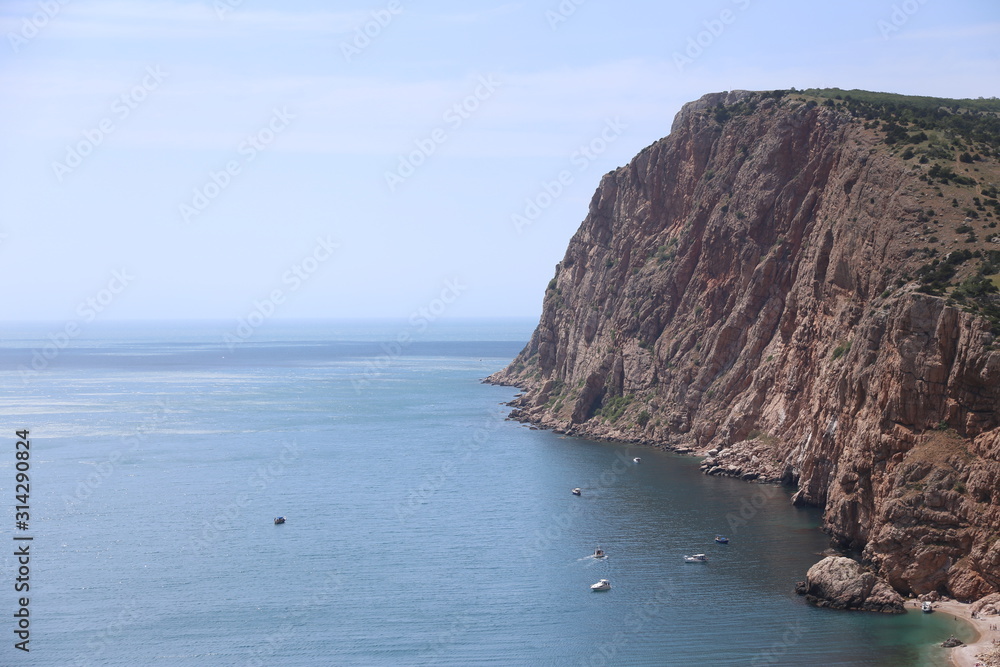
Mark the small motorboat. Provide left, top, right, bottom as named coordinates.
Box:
left=715, top=535, right=729, bottom=544
left=633, top=457, right=641, bottom=463
left=683, top=554, right=708, bottom=563
left=921, top=601, right=933, bottom=613
left=571, top=488, right=582, bottom=496
left=593, top=547, right=606, bottom=559
left=274, top=516, right=286, bottom=525
left=590, top=579, right=611, bottom=591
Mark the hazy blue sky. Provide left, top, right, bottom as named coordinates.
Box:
left=1, top=0, right=998, bottom=322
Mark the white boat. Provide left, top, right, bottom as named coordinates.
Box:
left=921, top=601, right=933, bottom=613
left=633, top=457, right=641, bottom=463
left=571, top=488, right=582, bottom=496
left=590, top=579, right=611, bottom=591
left=683, top=554, right=708, bottom=563
left=593, top=547, right=606, bottom=559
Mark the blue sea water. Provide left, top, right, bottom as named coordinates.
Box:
left=0, top=319, right=976, bottom=666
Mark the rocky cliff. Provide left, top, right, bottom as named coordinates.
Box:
left=490, top=89, right=1000, bottom=602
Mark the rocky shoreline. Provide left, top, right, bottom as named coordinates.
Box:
left=492, top=379, right=1000, bottom=666
left=498, top=387, right=785, bottom=478
left=933, top=596, right=1000, bottom=667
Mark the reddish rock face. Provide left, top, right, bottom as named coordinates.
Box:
left=490, top=91, right=1000, bottom=602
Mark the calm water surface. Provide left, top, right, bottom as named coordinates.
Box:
left=0, top=320, right=974, bottom=666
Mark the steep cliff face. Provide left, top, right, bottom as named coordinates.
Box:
left=490, top=90, right=1000, bottom=601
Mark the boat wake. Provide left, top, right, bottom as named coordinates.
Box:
left=577, top=552, right=609, bottom=568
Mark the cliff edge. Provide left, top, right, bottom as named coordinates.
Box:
left=490, top=89, right=1000, bottom=602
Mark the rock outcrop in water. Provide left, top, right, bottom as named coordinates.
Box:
left=795, top=556, right=905, bottom=612
left=490, top=89, right=1000, bottom=603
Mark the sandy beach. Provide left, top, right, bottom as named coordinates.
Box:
left=921, top=599, right=1000, bottom=667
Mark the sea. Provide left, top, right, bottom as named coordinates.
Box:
left=0, top=319, right=977, bottom=666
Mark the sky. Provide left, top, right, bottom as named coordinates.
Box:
left=0, top=0, right=998, bottom=323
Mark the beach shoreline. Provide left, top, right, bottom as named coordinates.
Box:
left=919, top=599, right=1000, bottom=667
